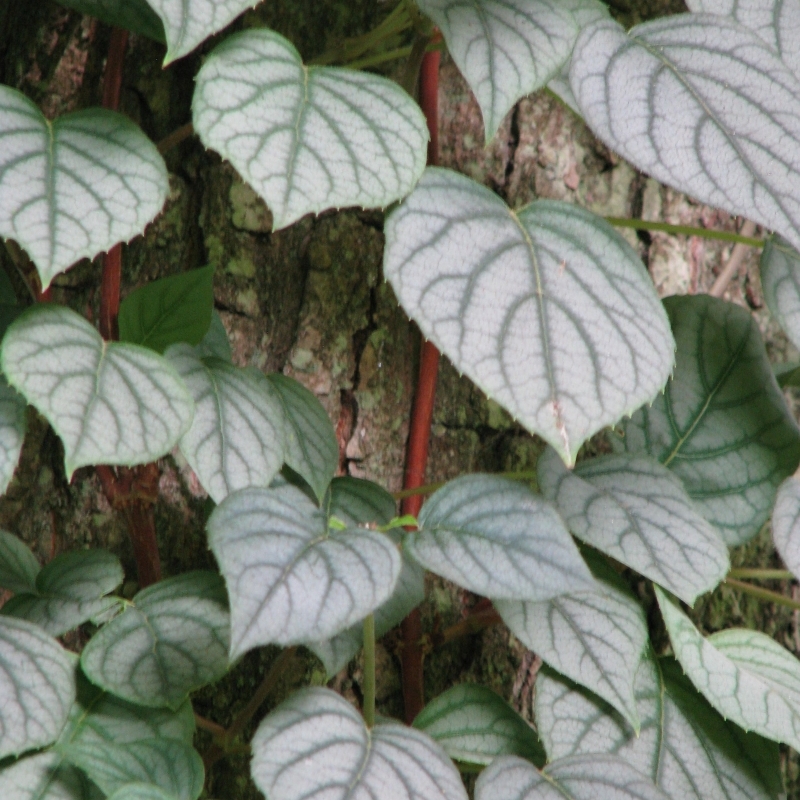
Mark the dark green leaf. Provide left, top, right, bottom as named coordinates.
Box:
left=57, top=0, right=165, bottom=43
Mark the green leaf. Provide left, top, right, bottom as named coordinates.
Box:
left=56, top=0, right=166, bottom=43
left=0, top=529, right=40, bottom=594
left=65, top=739, right=203, bottom=800
left=0, top=751, right=101, bottom=800
left=407, top=474, right=594, bottom=601
left=495, top=551, right=647, bottom=730
left=0, top=88, right=168, bottom=289
left=267, top=374, right=338, bottom=502
left=416, top=0, right=608, bottom=140
left=772, top=475, right=800, bottom=580
left=118, top=266, right=215, bottom=355
left=107, top=785, right=175, bottom=800
left=657, top=585, right=800, bottom=750
left=474, top=754, right=668, bottom=800
left=774, top=360, right=800, bottom=388
left=538, top=448, right=729, bottom=604
left=613, top=294, right=800, bottom=545
left=0, top=617, right=76, bottom=758
left=192, top=29, right=429, bottom=231
left=3, top=548, right=123, bottom=636
left=207, top=484, right=402, bottom=659
left=166, top=345, right=286, bottom=504
left=535, top=654, right=784, bottom=800
left=0, top=377, right=26, bottom=496
left=569, top=15, right=800, bottom=254
left=761, top=235, right=800, bottom=353
left=413, top=683, right=545, bottom=767
left=251, top=687, right=468, bottom=800
left=80, top=572, right=230, bottom=709
left=1, top=305, right=194, bottom=480
left=325, top=477, right=397, bottom=528
left=195, top=311, right=231, bottom=363
left=384, top=168, right=675, bottom=466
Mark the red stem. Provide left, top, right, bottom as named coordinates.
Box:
left=399, top=49, right=441, bottom=726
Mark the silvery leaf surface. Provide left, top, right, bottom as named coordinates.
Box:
left=251, top=687, right=468, bottom=800
left=685, top=0, right=800, bottom=79
left=569, top=14, right=800, bottom=253
left=613, top=294, right=800, bottom=545
left=0, top=751, right=101, bottom=800
left=772, top=475, right=800, bottom=579
left=538, top=447, right=729, bottom=604
left=415, top=0, right=607, bottom=140
left=193, top=29, right=428, bottom=231
left=208, top=484, right=402, bottom=659
left=195, top=311, right=232, bottom=363
left=761, top=235, right=800, bottom=351
left=407, top=474, right=594, bottom=601
left=535, top=654, right=783, bottom=800
left=1, top=305, right=194, bottom=479
left=144, top=0, right=256, bottom=64
left=80, top=572, right=230, bottom=709
left=0, top=528, right=40, bottom=594
left=107, top=785, right=175, bottom=800
left=495, top=551, right=647, bottom=729
left=657, top=585, right=800, bottom=750
left=0, top=376, right=26, bottom=497
left=474, top=753, right=669, bottom=800
left=166, top=344, right=285, bottom=504
left=0, top=87, right=168, bottom=289
left=0, top=617, right=76, bottom=758
left=413, top=683, right=545, bottom=766
left=384, top=168, right=674, bottom=466
left=267, top=373, right=337, bottom=502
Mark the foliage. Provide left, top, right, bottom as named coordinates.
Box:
left=3, top=0, right=800, bottom=799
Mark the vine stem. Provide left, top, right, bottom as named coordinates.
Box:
left=399, top=48, right=441, bottom=726
left=606, top=216, right=763, bottom=247
left=727, top=568, right=794, bottom=581
left=709, top=219, right=759, bottom=297
left=724, top=578, right=800, bottom=611
left=363, top=615, right=376, bottom=727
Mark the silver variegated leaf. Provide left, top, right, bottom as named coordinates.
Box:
left=407, top=474, right=594, bottom=601
left=772, top=475, right=800, bottom=580
left=538, top=447, right=729, bottom=604
left=0, top=86, right=168, bottom=289
left=107, top=785, right=175, bottom=800
left=415, top=0, right=608, bottom=140
left=1, top=305, right=194, bottom=479
left=495, top=552, right=647, bottom=729
left=251, top=687, right=467, bottom=800
left=761, top=235, right=800, bottom=351
left=0, top=751, right=101, bottom=800
left=193, top=30, right=428, bottom=231
left=657, top=585, right=800, bottom=750
left=0, top=377, right=26, bottom=496
left=80, top=572, right=230, bottom=709
left=570, top=14, right=800, bottom=253
left=166, top=344, right=286, bottom=503
left=475, top=753, right=669, bottom=800
left=208, top=484, right=402, bottom=659
left=613, top=294, right=800, bottom=545
left=384, top=168, right=674, bottom=466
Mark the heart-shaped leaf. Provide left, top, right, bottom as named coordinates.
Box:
left=414, top=684, right=545, bottom=767
left=195, top=311, right=231, bottom=363
left=0, top=377, right=26, bottom=497
left=0, top=87, right=168, bottom=289
left=0, top=616, right=76, bottom=758
left=538, top=448, right=729, bottom=604
left=535, top=654, right=782, bottom=800
left=208, top=484, right=402, bottom=659
left=65, top=739, right=203, bottom=800
left=569, top=15, right=800, bottom=253
left=1, top=751, right=100, bottom=800
left=475, top=754, right=669, bottom=800
left=325, top=477, right=397, bottom=528
left=144, top=0, right=255, bottom=64
left=57, top=0, right=166, bottom=44
left=415, top=0, right=608, bottom=141
left=107, top=786, right=174, bottom=800
left=3, top=548, right=123, bottom=636
left=772, top=475, right=800, bottom=580
left=251, top=687, right=468, bottom=800
left=80, top=572, right=230, bottom=709
left=495, top=551, right=647, bottom=729
left=761, top=235, right=800, bottom=351
left=657, top=585, right=800, bottom=750
left=1, top=305, right=194, bottom=479
left=0, top=529, right=40, bottom=595
left=407, top=474, right=594, bottom=601
left=193, top=29, right=428, bottom=231
left=384, top=168, right=674, bottom=466
left=119, top=266, right=215, bottom=355
left=166, top=345, right=285, bottom=503
left=267, top=374, right=337, bottom=502
left=613, top=294, right=800, bottom=546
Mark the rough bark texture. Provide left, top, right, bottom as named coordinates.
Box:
left=3, top=0, right=800, bottom=796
